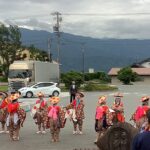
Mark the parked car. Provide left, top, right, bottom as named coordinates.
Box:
left=18, top=82, right=60, bottom=98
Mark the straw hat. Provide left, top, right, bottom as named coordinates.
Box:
left=37, top=92, right=44, bottom=97
left=141, top=96, right=149, bottom=102
left=10, top=93, right=20, bottom=101
left=76, top=92, right=84, bottom=98
left=49, top=96, right=60, bottom=104
left=114, top=92, right=123, bottom=97
left=98, top=96, right=107, bottom=104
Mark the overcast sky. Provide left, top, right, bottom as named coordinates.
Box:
left=1, top=0, right=150, bottom=39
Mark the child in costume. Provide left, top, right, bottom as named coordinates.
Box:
left=48, top=96, right=61, bottom=142
left=6, top=93, right=20, bottom=141
left=132, top=96, right=150, bottom=131
left=0, top=92, right=10, bottom=133
left=111, top=93, right=125, bottom=123
left=94, top=96, right=109, bottom=143
left=66, top=92, right=85, bottom=135
left=33, top=92, right=48, bottom=134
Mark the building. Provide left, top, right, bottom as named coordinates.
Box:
left=131, top=58, right=150, bottom=68
left=108, top=68, right=150, bottom=85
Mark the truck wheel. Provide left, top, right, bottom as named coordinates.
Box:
left=26, top=91, right=33, bottom=98
left=52, top=91, right=59, bottom=96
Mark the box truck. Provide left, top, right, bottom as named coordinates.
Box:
left=8, top=61, right=59, bottom=90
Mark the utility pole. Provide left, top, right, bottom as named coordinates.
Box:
left=51, top=11, right=62, bottom=83
left=51, top=11, right=62, bottom=64
left=47, top=37, right=51, bottom=62
left=81, top=43, right=85, bottom=84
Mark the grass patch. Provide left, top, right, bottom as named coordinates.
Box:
left=83, top=83, right=118, bottom=91
left=0, top=85, right=8, bottom=92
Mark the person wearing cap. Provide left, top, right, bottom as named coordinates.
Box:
left=6, top=93, right=20, bottom=141
left=69, top=81, right=78, bottom=103
left=132, top=109, right=150, bottom=150
left=0, top=92, right=10, bottom=133
left=47, top=96, right=61, bottom=142
left=132, top=96, right=150, bottom=131
left=111, top=92, right=125, bottom=123
left=66, top=92, right=85, bottom=135
left=33, top=92, right=48, bottom=134
left=94, top=96, right=109, bottom=144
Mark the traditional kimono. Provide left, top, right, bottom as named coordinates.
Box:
left=48, top=105, right=61, bottom=142
left=33, top=99, right=48, bottom=133
left=66, top=98, right=85, bottom=134
left=95, top=105, right=109, bottom=133
left=6, top=100, right=20, bottom=141
left=133, top=105, right=149, bottom=130
left=0, top=98, right=9, bottom=132
left=112, top=102, right=125, bottom=123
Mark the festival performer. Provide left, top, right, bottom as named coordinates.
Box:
left=94, top=96, right=109, bottom=144
left=33, top=92, right=48, bottom=134
left=47, top=96, right=61, bottom=142
left=66, top=92, right=85, bottom=135
left=6, top=93, right=26, bottom=141
left=131, top=96, right=150, bottom=131
left=0, top=92, right=10, bottom=133
left=111, top=92, right=125, bottom=123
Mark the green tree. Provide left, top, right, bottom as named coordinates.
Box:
left=0, top=24, right=21, bottom=77
left=117, top=67, right=137, bottom=84
left=61, top=71, right=83, bottom=88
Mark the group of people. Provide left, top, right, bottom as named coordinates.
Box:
left=94, top=91, right=150, bottom=150
left=31, top=90, right=85, bottom=142
left=0, top=89, right=85, bottom=142
left=94, top=93, right=125, bottom=143
left=1, top=81, right=150, bottom=150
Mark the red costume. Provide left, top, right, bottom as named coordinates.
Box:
left=112, top=102, right=125, bottom=122
left=7, top=102, right=19, bottom=113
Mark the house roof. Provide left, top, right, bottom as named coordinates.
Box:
left=108, top=68, right=150, bottom=76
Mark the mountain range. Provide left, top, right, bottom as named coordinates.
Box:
left=20, top=28, right=150, bottom=73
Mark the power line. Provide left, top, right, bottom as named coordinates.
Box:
left=3, top=12, right=150, bottom=21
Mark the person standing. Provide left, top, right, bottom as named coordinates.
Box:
left=33, top=92, right=48, bottom=134
left=66, top=92, right=85, bottom=135
left=0, top=92, right=10, bottom=133
left=48, top=96, right=61, bottom=142
left=132, top=96, right=150, bottom=131
left=111, top=92, right=125, bottom=123
left=69, top=81, right=77, bottom=103
left=132, top=109, right=150, bottom=150
left=6, top=93, right=20, bottom=141
left=94, top=96, right=109, bottom=144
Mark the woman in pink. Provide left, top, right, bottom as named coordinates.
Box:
left=48, top=96, right=61, bottom=142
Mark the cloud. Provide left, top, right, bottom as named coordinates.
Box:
left=0, top=0, right=150, bottom=39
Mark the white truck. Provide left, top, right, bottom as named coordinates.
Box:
left=8, top=61, right=59, bottom=91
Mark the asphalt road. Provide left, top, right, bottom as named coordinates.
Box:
left=0, top=85, right=150, bottom=150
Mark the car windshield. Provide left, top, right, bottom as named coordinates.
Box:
left=8, top=69, right=32, bottom=79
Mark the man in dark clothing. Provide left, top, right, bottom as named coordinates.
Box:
left=69, top=81, right=77, bottom=103
left=132, top=109, right=150, bottom=150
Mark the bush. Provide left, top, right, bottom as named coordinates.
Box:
left=84, top=82, right=118, bottom=91
left=84, top=72, right=111, bottom=83
left=0, top=76, right=7, bottom=82
left=117, top=67, right=138, bottom=84
left=61, top=71, right=83, bottom=88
